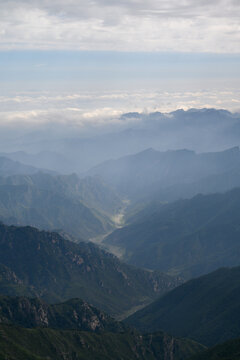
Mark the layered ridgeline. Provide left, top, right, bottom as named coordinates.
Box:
left=0, top=223, right=181, bottom=317
left=105, top=187, right=240, bottom=278
left=0, top=295, right=205, bottom=359
left=126, top=266, right=240, bottom=347
left=2, top=109, right=240, bottom=173
left=0, top=324, right=204, bottom=360
left=0, top=172, right=123, bottom=240
left=0, top=156, right=55, bottom=177
left=87, top=146, right=240, bottom=202
left=0, top=295, right=204, bottom=359
left=0, top=150, right=71, bottom=174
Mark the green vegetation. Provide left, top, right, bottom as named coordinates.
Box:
left=0, top=324, right=205, bottom=360
left=0, top=223, right=181, bottom=317
left=126, top=266, right=240, bottom=346
left=190, top=337, right=240, bottom=360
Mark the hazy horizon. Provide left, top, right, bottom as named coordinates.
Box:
left=0, top=0, right=240, bottom=133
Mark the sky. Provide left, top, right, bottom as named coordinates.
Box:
left=0, top=0, right=240, bottom=131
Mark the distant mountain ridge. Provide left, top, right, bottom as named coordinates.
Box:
left=2, top=109, right=240, bottom=173
left=0, top=156, right=54, bottom=177
left=0, top=150, right=71, bottom=174
left=87, top=146, right=240, bottom=200
left=105, top=187, right=240, bottom=278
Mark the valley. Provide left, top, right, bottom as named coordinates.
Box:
left=89, top=198, right=130, bottom=258
left=2, top=0, right=240, bottom=354
left=1, top=109, right=240, bottom=358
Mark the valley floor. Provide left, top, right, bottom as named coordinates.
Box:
left=89, top=199, right=130, bottom=259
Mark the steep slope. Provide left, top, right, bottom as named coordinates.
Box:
left=0, top=296, right=126, bottom=332
left=0, top=172, right=122, bottom=216
left=0, top=223, right=181, bottom=317
left=126, top=267, right=240, bottom=347
left=0, top=324, right=205, bottom=360
left=0, top=183, right=112, bottom=240
left=105, top=188, right=240, bottom=278
left=87, top=146, right=240, bottom=199
left=190, top=337, right=240, bottom=360
left=131, top=164, right=240, bottom=207
left=0, top=173, right=123, bottom=240
left=0, top=263, right=37, bottom=298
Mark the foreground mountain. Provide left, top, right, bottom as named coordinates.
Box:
left=106, top=187, right=240, bottom=278
left=126, top=266, right=240, bottom=347
left=0, top=324, right=205, bottom=360
left=0, top=263, right=38, bottom=298
left=0, top=296, right=126, bottom=332
left=87, top=146, right=240, bottom=200
left=0, top=294, right=204, bottom=359
left=190, top=337, right=240, bottom=360
left=0, top=173, right=123, bottom=239
left=0, top=223, right=180, bottom=317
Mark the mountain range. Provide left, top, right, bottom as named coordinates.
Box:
left=105, top=187, right=240, bottom=278
left=0, top=156, right=54, bottom=177
left=0, top=223, right=181, bottom=317
left=0, top=172, right=123, bottom=240
left=87, top=146, right=240, bottom=202
left=1, top=109, right=240, bottom=173
left=1, top=108, right=240, bottom=358
left=0, top=324, right=204, bottom=360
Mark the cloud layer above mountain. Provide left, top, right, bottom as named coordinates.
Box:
left=0, top=89, right=239, bottom=134
left=1, top=0, right=240, bottom=52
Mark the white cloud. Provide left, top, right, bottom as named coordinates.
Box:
left=0, top=0, right=240, bottom=52
left=0, top=88, right=239, bottom=132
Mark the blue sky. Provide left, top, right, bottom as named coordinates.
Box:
left=0, top=0, right=240, bottom=129
left=1, top=51, right=240, bottom=93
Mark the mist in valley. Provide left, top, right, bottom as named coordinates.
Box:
left=1, top=0, right=240, bottom=358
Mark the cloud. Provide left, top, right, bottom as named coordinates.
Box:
left=0, top=0, right=240, bottom=52
left=0, top=88, right=239, bottom=133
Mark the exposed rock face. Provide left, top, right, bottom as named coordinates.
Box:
left=0, top=296, right=126, bottom=332
left=0, top=264, right=22, bottom=285
left=0, top=223, right=182, bottom=317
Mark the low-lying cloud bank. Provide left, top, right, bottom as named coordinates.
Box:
left=0, top=89, right=239, bottom=134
